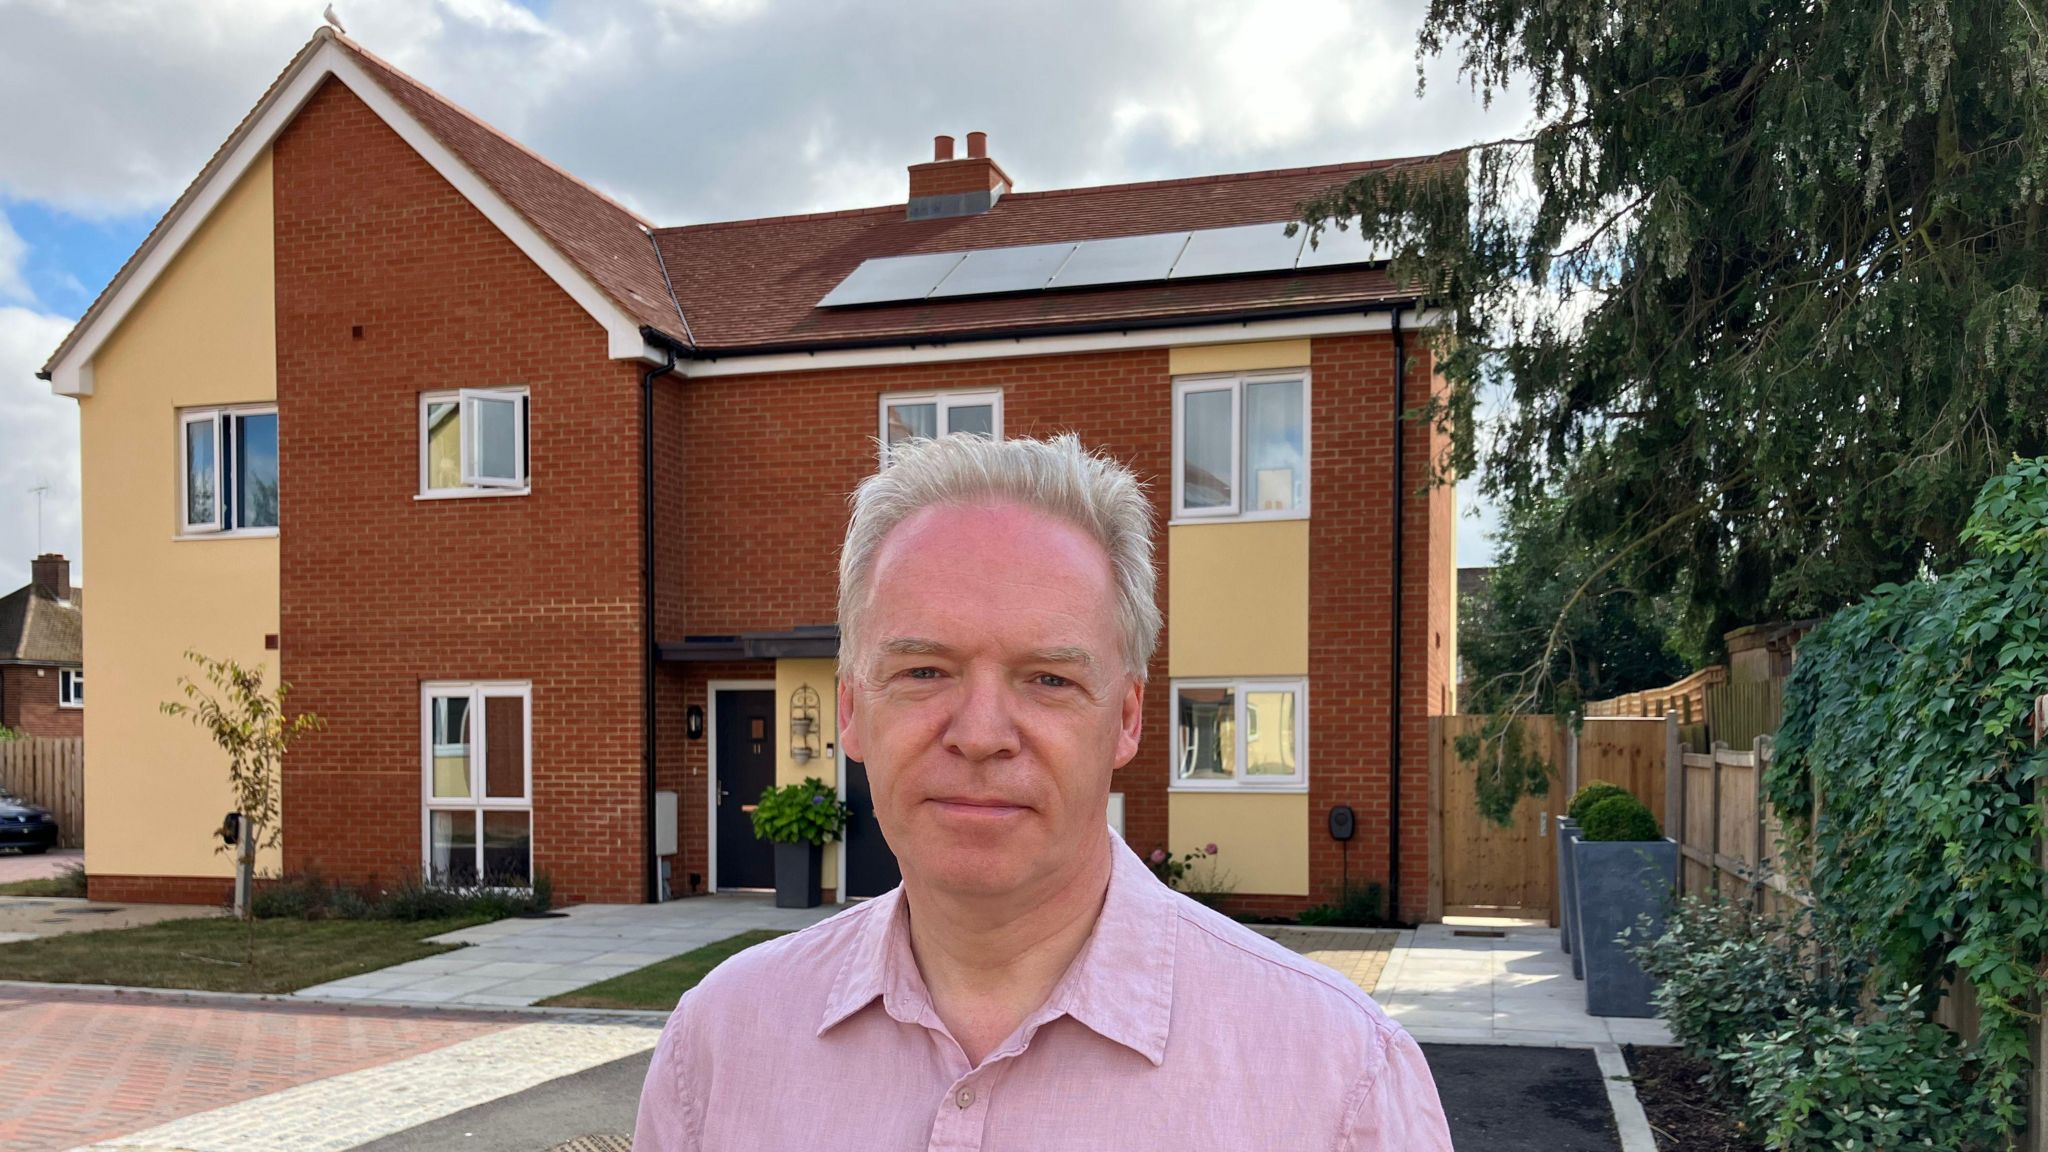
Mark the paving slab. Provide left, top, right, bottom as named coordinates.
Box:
left=297, top=893, right=839, bottom=1008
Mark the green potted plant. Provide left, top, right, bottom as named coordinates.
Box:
left=751, top=777, right=851, bottom=909
left=1559, top=781, right=1631, bottom=964
left=1570, top=792, right=1676, bottom=1017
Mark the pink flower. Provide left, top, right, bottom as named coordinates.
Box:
left=1204, top=842, right=1219, bottom=855
left=1149, top=848, right=1168, bottom=864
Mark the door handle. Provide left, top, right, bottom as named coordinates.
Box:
left=718, top=785, right=729, bottom=807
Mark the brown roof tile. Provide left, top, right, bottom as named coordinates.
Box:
left=0, top=584, right=82, bottom=666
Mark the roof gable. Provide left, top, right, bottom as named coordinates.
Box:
left=0, top=584, right=82, bottom=666
left=42, top=28, right=676, bottom=396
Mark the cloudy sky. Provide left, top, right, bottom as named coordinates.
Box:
left=0, top=0, right=1524, bottom=593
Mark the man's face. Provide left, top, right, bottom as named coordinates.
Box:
left=838, top=500, right=1144, bottom=901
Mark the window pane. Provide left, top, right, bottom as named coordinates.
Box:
left=430, top=695, right=472, bottom=799
left=482, top=811, right=532, bottom=886
left=885, top=401, right=937, bottom=448
left=426, top=401, right=461, bottom=489
left=946, top=403, right=994, bottom=439
left=185, top=418, right=217, bottom=526
left=473, top=395, right=519, bottom=481
left=430, top=810, right=478, bottom=885
left=1245, top=379, right=1305, bottom=512
left=1176, top=686, right=1236, bottom=781
left=1244, top=690, right=1298, bottom=776
left=1181, top=389, right=1233, bottom=510
left=483, top=695, right=525, bottom=800
left=235, top=413, right=279, bottom=528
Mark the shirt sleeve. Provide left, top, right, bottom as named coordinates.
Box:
left=632, top=998, right=702, bottom=1151
left=1340, top=1024, right=1454, bottom=1151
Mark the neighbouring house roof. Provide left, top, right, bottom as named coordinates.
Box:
left=45, top=25, right=1449, bottom=386
left=652, top=160, right=1432, bottom=354
left=0, top=583, right=83, bottom=667
left=1457, top=566, right=1494, bottom=607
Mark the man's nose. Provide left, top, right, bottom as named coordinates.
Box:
left=943, top=669, right=1022, bottom=763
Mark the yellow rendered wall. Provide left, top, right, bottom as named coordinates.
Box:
left=1167, top=520, right=1309, bottom=677
left=1169, top=339, right=1312, bottom=376
left=78, top=148, right=280, bottom=881
left=1168, top=792, right=1308, bottom=895
left=774, top=657, right=840, bottom=892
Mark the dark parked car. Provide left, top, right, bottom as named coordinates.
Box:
left=0, top=790, right=58, bottom=853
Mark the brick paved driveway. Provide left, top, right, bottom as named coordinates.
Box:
left=0, top=986, right=510, bottom=1152
left=0, top=847, right=81, bottom=884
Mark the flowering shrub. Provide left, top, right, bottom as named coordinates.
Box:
left=1147, top=843, right=1236, bottom=907
left=750, top=777, right=851, bottom=846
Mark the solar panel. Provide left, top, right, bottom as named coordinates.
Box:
left=1048, top=232, right=1192, bottom=289
left=1295, top=220, right=1393, bottom=268
left=816, top=251, right=968, bottom=307
left=927, top=242, right=1077, bottom=299
left=1168, top=223, right=1308, bottom=280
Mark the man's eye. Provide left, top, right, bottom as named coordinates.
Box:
left=904, top=667, right=943, bottom=680
left=1035, top=674, right=1073, bottom=689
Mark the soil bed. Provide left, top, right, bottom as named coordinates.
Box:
left=1624, top=1044, right=1763, bottom=1152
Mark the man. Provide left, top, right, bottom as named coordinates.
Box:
left=635, top=433, right=1453, bottom=1150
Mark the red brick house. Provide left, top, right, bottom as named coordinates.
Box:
left=46, top=28, right=1458, bottom=919
left=0, top=555, right=84, bottom=740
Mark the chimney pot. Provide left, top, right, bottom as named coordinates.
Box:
left=966, top=131, right=987, bottom=159
left=30, top=553, right=69, bottom=602
left=934, top=135, right=956, bottom=161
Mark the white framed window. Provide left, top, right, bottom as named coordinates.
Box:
left=421, top=681, right=533, bottom=887
left=58, top=669, right=83, bottom=709
left=1171, top=371, right=1309, bottom=521
left=420, top=388, right=529, bottom=497
left=179, top=405, right=279, bottom=536
left=1170, top=678, right=1307, bottom=791
left=879, top=389, right=1002, bottom=464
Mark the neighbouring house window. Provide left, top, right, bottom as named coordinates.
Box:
left=879, top=389, right=1002, bottom=463
left=58, top=669, right=83, bottom=708
left=1172, top=372, right=1309, bottom=519
left=422, top=682, right=532, bottom=886
left=179, top=406, right=279, bottom=534
left=1171, top=678, right=1307, bottom=789
left=420, top=388, right=529, bottom=495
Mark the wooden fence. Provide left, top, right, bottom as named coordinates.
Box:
left=1584, top=665, right=1726, bottom=724
left=1703, top=679, right=1784, bottom=752
left=0, top=737, right=83, bottom=848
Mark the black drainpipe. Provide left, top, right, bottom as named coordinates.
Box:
left=642, top=343, right=678, bottom=903
left=1388, top=307, right=1406, bottom=925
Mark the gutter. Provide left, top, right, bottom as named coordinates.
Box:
left=640, top=344, right=679, bottom=903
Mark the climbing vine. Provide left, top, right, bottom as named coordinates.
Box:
left=1767, top=457, right=2048, bottom=1134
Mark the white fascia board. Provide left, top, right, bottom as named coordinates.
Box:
left=678, top=306, right=1444, bottom=378
left=45, top=35, right=657, bottom=398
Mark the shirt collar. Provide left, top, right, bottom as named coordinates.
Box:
left=817, top=827, right=1178, bottom=1067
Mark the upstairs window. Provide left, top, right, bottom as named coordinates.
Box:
left=180, top=405, right=278, bottom=535
left=879, top=389, right=1001, bottom=464
left=59, top=669, right=83, bottom=708
left=421, top=388, right=529, bottom=496
left=1172, top=372, right=1309, bottom=520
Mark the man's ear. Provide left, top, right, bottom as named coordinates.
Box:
left=837, top=674, right=864, bottom=764
left=1112, top=676, right=1144, bottom=769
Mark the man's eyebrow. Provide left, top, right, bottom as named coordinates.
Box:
left=1024, top=646, right=1099, bottom=671
left=876, top=636, right=955, bottom=658
left=873, top=637, right=1100, bottom=672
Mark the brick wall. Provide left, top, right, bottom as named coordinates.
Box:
left=0, top=666, right=83, bottom=739
left=668, top=334, right=1448, bottom=919
left=272, top=78, right=647, bottom=905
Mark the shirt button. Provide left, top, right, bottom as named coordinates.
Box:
left=955, top=1087, right=975, bottom=1109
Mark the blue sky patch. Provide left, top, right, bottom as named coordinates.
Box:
left=5, top=198, right=161, bottom=319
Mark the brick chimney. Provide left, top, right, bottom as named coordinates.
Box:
left=907, top=132, right=1012, bottom=220
left=30, top=553, right=69, bottom=602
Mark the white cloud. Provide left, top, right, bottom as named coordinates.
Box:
left=0, top=207, right=31, bottom=305
left=0, top=306, right=83, bottom=592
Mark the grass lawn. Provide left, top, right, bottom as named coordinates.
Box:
left=0, top=865, right=86, bottom=898
left=539, top=929, right=790, bottom=1010
left=0, top=915, right=490, bottom=995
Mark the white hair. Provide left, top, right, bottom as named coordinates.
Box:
left=838, top=433, right=1160, bottom=682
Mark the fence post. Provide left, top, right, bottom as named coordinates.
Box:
left=1665, top=714, right=1682, bottom=890
left=1751, top=735, right=1770, bottom=914
left=1709, top=741, right=1727, bottom=899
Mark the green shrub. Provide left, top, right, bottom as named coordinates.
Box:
left=254, top=868, right=552, bottom=921
left=1629, top=894, right=1856, bottom=1090
left=1567, top=781, right=1633, bottom=822
left=1731, top=987, right=2003, bottom=1152
left=1298, top=881, right=1386, bottom=927
left=750, top=777, right=851, bottom=846
left=1579, top=793, right=1661, bottom=841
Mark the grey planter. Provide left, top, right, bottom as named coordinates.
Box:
left=1556, top=818, right=1581, bottom=957
left=773, top=841, right=823, bottom=909
left=1571, top=837, right=1678, bottom=1017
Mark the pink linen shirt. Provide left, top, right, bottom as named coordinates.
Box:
left=633, top=830, right=1453, bottom=1151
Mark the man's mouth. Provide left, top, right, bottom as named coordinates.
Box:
left=929, top=796, right=1028, bottom=815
